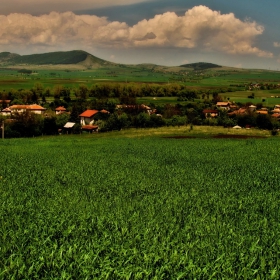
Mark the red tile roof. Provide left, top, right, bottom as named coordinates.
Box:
left=55, top=106, right=66, bottom=111
left=256, top=110, right=268, bottom=115
left=82, top=125, right=98, bottom=130
left=79, top=110, right=99, bottom=118
left=100, top=109, right=109, bottom=114
left=2, top=108, right=11, bottom=112
left=28, top=104, right=46, bottom=110
left=9, top=104, right=46, bottom=110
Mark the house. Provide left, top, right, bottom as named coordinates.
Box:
left=228, top=108, right=248, bottom=117
left=79, top=109, right=99, bottom=125
left=55, top=106, right=67, bottom=115
left=9, top=104, right=46, bottom=115
left=1, top=107, right=11, bottom=116
left=256, top=110, right=268, bottom=115
left=271, top=113, right=280, bottom=119
left=248, top=105, right=256, bottom=113
left=202, top=109, right=218, bottom=118
left=116, top=104, right=156, bottom=115
left=272, top=108, right=280, bottom=114
left=0, top=100, right=11, bottom=107
left=216, top=102, right=230, bottom=110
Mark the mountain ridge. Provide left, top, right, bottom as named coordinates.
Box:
left=0, top=50, right=114, bottom=68
left=0, top=50, right=232, bottom=71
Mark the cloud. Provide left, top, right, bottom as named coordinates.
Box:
left=129, top=6, right=272, bottom=57
left=0, top=6, right=273, bottom=58
left=274, top=42, right=280, bottom=48
left=136, top=32, right=157, bottom=41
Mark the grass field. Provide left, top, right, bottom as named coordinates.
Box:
left=1, top=127, right=279, bottom=278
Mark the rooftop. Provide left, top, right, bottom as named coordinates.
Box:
left=79, top=109, right=99, bottom=118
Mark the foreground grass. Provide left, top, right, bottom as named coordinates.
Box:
left=0, top=132, right=279, bottom=279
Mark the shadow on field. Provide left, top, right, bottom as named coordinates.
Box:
left=163, top=135, right=266, bottom=139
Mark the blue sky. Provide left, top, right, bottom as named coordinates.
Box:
left=1, top=0, right=280, bottom=69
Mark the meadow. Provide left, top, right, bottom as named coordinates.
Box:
left=1, top=128, right=280, bottom=279
left=1, top=66, right=280, bottom=109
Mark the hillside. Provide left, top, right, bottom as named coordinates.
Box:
left=180, top=62, right=222, bottom=70
left=0, top=50, right=113, bottom=68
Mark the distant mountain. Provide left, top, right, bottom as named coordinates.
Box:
left=0, top=50, right=113, bottom=68
left=180, top=62, right=222, bottom=70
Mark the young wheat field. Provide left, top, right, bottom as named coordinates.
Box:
left=1, top=132, right=280, bottom=279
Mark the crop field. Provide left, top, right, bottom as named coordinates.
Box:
left=0, top=67, right=175, bottom=90
left=1, top=131, right=280, bottom=279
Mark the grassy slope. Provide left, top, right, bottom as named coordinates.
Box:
left=0, top=50, right=110, bottom=66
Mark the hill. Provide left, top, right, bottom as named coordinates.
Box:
left=0, top=50, right=113, bottom=68
left=180, top=62, right=222, bottom=71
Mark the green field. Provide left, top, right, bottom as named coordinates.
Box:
left=1, top=128, right=280, bottom=279
left=1, top=64, right=280, bottom=110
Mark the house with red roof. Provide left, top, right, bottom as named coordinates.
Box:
left=79, top=109, right=99, bottom=125
left=55, top=106, right=67, bottom=115
left=9, top=104, right=46, bottom=115
left=1, top=107, right=11, bottom=116
left=0, top=100, right=11, bottom=107
left=202, top=109, right=218, bottom=118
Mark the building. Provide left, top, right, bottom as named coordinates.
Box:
left=79, top=109, right=99, bottom=125
left=202, top=109, right=218, bottom=118
left=55, top=106, right=67, bottom=115
left=8, top=104, right=46, bottom=115
left=216, top=102, right=230, bottom=110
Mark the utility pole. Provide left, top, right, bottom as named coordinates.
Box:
left=1, top=120, right=4, bottom=140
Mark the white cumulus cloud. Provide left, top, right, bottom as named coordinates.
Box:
left=0, top=6, right=273, bottom=58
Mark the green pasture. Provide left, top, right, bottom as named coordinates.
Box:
left=1, top=129, right=280, bottom=278
left=188, top=69, right=280, bottom=87
left=221, top=90, right=280, bottom=107
left=137, top=96, right=199, bottom=106
left=0, top=67, right=176, bottom=90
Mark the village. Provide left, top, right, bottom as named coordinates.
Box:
left=1, top=97, right=280, bottom=138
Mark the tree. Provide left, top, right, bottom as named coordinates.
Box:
left=134, top=112, right=150, bottom=128
left=56, top=113, right=70, bottom=129
left=43, top=116, right=57, bottom=135
left=256, top=114, right=272, bottom=130
left=10, top=111, right=44, bottom=137
left=78, top=84, right=89, bottom=100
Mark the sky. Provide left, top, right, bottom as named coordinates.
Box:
left=1, top=0, right=280, bottom=70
